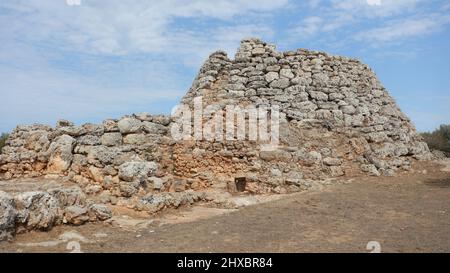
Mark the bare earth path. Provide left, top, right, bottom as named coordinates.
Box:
left=1, top=161, right=449, bottom=253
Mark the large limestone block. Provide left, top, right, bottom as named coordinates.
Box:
left=101, top=133, right=122, bottom=146
left=118, top=161, right=157, bottom=182
left=47, top=135, right=75, bottom=174
left=118, top=118, right=142, bottom=134
left=14, top=191, right=63, bottom=232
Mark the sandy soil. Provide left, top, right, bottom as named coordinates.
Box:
left=1, top=160, right=449, bottom=253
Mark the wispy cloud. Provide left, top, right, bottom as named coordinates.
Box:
left=285, top=0, right=449, bottom=49
left=354, top=14, right=450, bottom=45
left=0, top=0, right=286, bottom=58
left=291, top=16, right=323, bottom=38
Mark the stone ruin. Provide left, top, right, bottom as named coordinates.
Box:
left=0, top=38, right=432, bottom=240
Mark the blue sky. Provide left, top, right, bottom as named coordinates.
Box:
left=0, top=0, right=449, bottom=133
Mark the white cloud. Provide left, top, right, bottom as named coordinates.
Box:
left=354, top=14, right=450, bottom=44
left=292, top=16, right=323, bottom=38
left=286, top=0, right=450, bottom=49
left=307, top=0, right=322, bottom=9
left=0, top=0, right=287, bottom=59
left=0, top=62, right=183, bottom=130
left=331, top=0, right=422, bottom=17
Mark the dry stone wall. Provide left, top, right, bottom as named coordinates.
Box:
left=0, top=38, right=432, bottom=210
left=175, top=38, right=432, bottom=192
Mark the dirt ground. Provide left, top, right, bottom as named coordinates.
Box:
left=1, top=160, right=449, bottom=253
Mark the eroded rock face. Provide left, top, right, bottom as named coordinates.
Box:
left=47, top=135, right=75, bottom=174
left=88, top=204, right=112, bottom=221
left=14, top=191, right=62, bottom=232
left=0, top=191, right=16, bottom=241
left=64, top=205, right=89, bottom=225
left=101, top=133, right=122, bottom=147
left=118, top=118, right=142, bottom=134
left=0, top=186, right=112, bottom=241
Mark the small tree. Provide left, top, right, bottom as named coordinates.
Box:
left=421, top=124, right=450, bottom=156
left=0, top=133, right=9, bottom=154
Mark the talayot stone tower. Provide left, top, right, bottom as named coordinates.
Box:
left=176, top=38, right=431, bottom=190
left=0, top=38, right=432, bottom=238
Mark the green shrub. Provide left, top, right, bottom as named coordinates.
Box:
left=0, top=133, right=9, bottom=154
left=421, top=124, right=450, bottom=156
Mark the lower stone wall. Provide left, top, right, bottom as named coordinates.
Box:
left=0, top=114, right=173, bottom=201
left=170, top=120, right=431, bottom=194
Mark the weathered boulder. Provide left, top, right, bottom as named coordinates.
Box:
left=47, top=134, right=75, bottom=173
left=103, top=119, right=119, bottom=132
left=269, top=78, right=290, bottom=89
left=295, top=150, right=322, bottom=166
left=14, top=191, right=62, bottom=232
left=1, top=183, right=113, bottom=239
left=48, top=186, right=86, bottom=207
left=361, top=164, right=381, bottom=176
left=88, top=165, right=104, bottom=183
left=152, top=115, right=171, bottom=126
left=265, top=72, right=279, bottom=83
left=0, top=191, right=16, bottom=241
left=280, top=68, right=294, bottom=79
left=88, top=204, right=112, bottom=221
left=123, top=133, right=148, bottom=145
left=118, top=161, right=157, bottom=182
left=64, top=205, right=89, bottom=225
left=56, top=119, right=74, bottom=128
left=118, top=118, right=142, bottom=134
left=323, top=157, right=342, bottom=166
left=142, top=121, right=168, bottom=135
left=77, top=135, right=101, bottom=146
left=86, top=146, right=122, bottom=165
left=259, top=149, right=292, bottom=162
left=101, top=132, right=122, bottom=146
left=139, top=191, right=205, bottom=213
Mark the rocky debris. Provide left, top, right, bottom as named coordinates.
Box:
left=101, top=133, right=122, bottom=147
left=56, top=120, right=74, bottom=128
left=431, top=150, right=447, bottom=160
left=361, top=164, right=381, bottom=176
